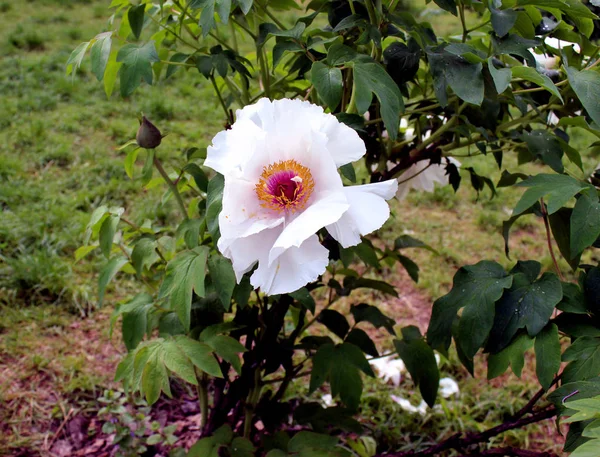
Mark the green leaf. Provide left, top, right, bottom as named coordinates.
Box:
left=350, top=303, right=395, bottom=335
left=571, top=192, right=600, bottom=258
left=188, top=437, right=219, bottom=457
left=290, top=288, right=315, bottom=313
left=167, top=247, right=210, bottom=330
left=488, top=57, right=511, bottom=94
left=427, top=47, right=484, bottom=106
left=427, top=261, right=512, bottom=356
left=562, top=337, right=600, bottom=384
left=488, top=332, right=534, bottom=379
left=103, top=53, right=121, bottom=98
left=142, top=349, right=171, bottom=404
left=113, top=292, right=153, bottom=349
left=208, top=254, right=236, bottom=310
left=345, top=328, right=378, bottom=357
left=512, top=66, right=563, bottom=102
left=567, top=67, right=600, bottom=128
left=513, top=174, right=587, bottom=216
left=311, top=61, right=343, bottom=110
left=98, top=256, right=127, bottom=307
left=146, top=434, right=163, bottom=446
left=131, top=238, right=159, bottom=276
left=487, top=271, right=562, bottom=353
left=128, top=5, right=145, bottom=40
left=74, top=245, right=97, bottom=262
left=184, top=163, right=209, bottom=192
left=116, top=42, right=159, bottom=97
left=570, top=439, right=600, bottom=457
left=352, top=57, right=403, bottom=140
left=288, top=432, right=337, bottom=453
left=395, top=335, right=439, bottom=407
left=99, top=214, right=120, bottom=258
left=343, top=277, right=397, bottom=297
left=549, top=207, right=581, bottom=270
left=490, top=7, right=518, bottom=37
left=394, top=235, right=438, bottom=254
left=203, top=334, right=246, bottom=373
left=339, top=163, right=356, bottom=183
left=521, top=130, right=564, bottom=173
left=535, top=323, right=561, bottom=390
left=162, top=340, right=198, bottom=385
left=563, top=397, right=600, bottom=423
left=124, top=147, right=139, bottom=178
left=231, top=437, right=256, bottom=457
left=66, top=41, right=91, bottom=76
left=206, top=174, right=224, bottom=242
left=90, top=32, right=112, bottom=81
left=174, top=335, right=222, bottom=377
left=318, top=309, right=350, bottom=339
left=433, top=0, right=457, bottom=15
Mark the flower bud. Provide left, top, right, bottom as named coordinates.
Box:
left=136, top=116, right=162, bottom=149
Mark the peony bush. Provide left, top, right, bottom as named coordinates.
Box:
left=71, top=0, right=600, bottom=455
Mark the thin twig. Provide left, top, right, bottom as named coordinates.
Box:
left=540, top=198, right=564, bottom=281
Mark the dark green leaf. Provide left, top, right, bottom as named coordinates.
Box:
left=203, top=334, right=246, bottom=373
left=513, top=174, right=586, bottom=216
left=311, top=61, right=343, bottom=110
left=487, top=332, right=533, bottom=379
left=395, top=336, right=439, bottom=407
left=318, top=309, right=350, bottom=339
left=567, top=67, right=600, bottom=128
left=491, top=7, right=518, bottom=37
left=571, top=192, right=600, bottom=258
left=352, top=57, right=403, bottom=140
left=562, top=337, right=600, bottom=384
left=394, top=234, right=438, bottom=254
left=343, top=277, right=397, bottom=297
left=433, top=0, right=457, bottom=15
left=351, top=303, right=396, bottom=335
left=345, top=328, right=378, bottom=357
left=487, top=272, right=562, bottom=353
left=427, top=261, right=512, bottom=355
left=512, top=66, right=563, bottom=102
left=131, top=238, right=158, bottom=276
left=521, top=130, right=564, bottom=173
left=116, top=42, right=159, bottom=97
left=206, top=174, right=224, bottom=242
left=339, top=163, right=356, bottom=183
left=549, top=207, right=581, bottom=270
left=535, top=323, right=561, bottom=390
left=288, top=432, right=337, bottom=453
left=208, top=254, right=236, bottom=310
left=128, top=4, right=145, bottom=40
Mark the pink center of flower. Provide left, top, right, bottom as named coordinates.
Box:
left=256, top=160, right=314, bottom=213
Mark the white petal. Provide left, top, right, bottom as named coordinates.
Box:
left=439, top=377, right=460, bottom=398
left=390, top=395, right=419, bottom=413
left=269, top=191, right=349, bottom=265
left=220, top=227, right=282, bottom=282
left=205, top=118, right=265, bottom=176
left=318, top=114, right=366, bottom=167
left=251, top=234, right=329, bottom=295
left=326, top=180, right=398, bottom=248
left=218, top=177, right=284, bottom=246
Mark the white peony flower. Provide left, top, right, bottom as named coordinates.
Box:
left=205, top=98, right=398, bottom=295
left=321, top=393, right=334, bottom=407
left=439, top=377, right=460, bottom=398
left=369, top=355, right=406, bottom=387
left=390, top=395, right=428, bottom=416
left=395, top=158, right=461, bottom=201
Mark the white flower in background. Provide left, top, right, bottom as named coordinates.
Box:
left=390, top=395, right=428, bottom=416
left=439, top=377, right=460, bottom=398
left=533, top=37, right=581, bottom=69
left=369, top=356, right=406, bottom=386
left=205, top=98, right=398, bottom=295
left=321, top=393, right=334, bottom=407
left=395, top=157, right=461, bottom=201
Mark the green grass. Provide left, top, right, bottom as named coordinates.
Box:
left=0, top=0, right=597, bottom=455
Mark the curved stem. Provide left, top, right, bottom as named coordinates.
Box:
left=540, top=197, right=565, bottom=281
left=153, top=155, right=189, bottom=221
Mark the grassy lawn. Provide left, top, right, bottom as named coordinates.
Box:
left=0, top=0, right=596, bottom=455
